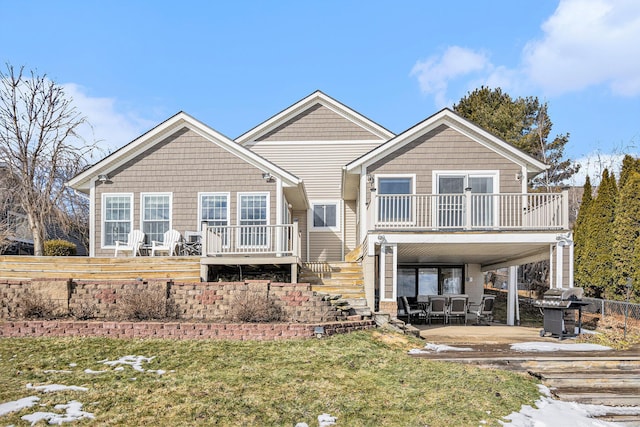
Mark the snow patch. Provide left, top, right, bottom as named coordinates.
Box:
left=0, top=396, right=39, bottom=416
left=21, top=400, right=94, bottom=425
left=408, top=343, right=474, bottom=354
left=500, top=385, right=640, bottom=426
left=510, top=342, right=612, bottom=352
left=26, top=384, right=88, bottom=393
left=102, top=355, right=155, bottom=372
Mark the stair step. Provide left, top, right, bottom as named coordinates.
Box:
left=553, top=391, right=640, bottom=406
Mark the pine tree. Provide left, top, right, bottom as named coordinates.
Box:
left=582, top=169, right=617, bottom=298
left=573, top=176, right=593, bottom=287
left=612, top=170, right=640, bottom=301
left=618, top=154, right=640, bottom=189
left=453, top=86, right=579, bottom=189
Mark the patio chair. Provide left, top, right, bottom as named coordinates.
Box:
left=114, top=230, right=145, bottom=257
left=469, top=295, right=496, bottom=325
left=427, top=295, right=447, bottom=325
left=448, top=295, right=469, bottom=325
left=151, top=229, right=181, bottom=256
left=399, top=296, right=423, bottom=325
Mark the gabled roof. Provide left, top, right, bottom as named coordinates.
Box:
left=235, top=90, right=395, bottom=144
left=345, top=108, right=549, bottom=174
left=67, top=112, right=306, bottom=199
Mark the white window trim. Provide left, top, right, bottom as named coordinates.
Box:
left=375, top=174, right=417, bottom=226
left=375, top=174, right=417, bottom=194
left=237, top=192, right=270, bottom=248
left=309, top=199, right=341, bottom=232
left=432, top=170, right=500, bottom=193
left=198, top=192, right=230, bottom=227
left=139, top=193, right=173, bottom=243
left=101, top=193, right=134, bottom=249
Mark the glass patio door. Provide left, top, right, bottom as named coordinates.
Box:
left=437, top=176, right=464, bottom=227
left=469, top=176, right=494, bottom=227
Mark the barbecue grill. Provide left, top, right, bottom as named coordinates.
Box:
left=534, top=287, right=590, bottom=339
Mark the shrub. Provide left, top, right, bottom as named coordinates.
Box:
left=44, top=239, right=77, bottom=256
left=70, top=302, right=97, bottom=320
left=231, top=291, right=286, bottom=323
left=16, top=291, right=59, bottom=319
left=118, top=288, right=178, bottom=321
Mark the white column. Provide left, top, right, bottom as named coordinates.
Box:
left=507, top=265, right=518, bottom=326
left=556, top=242, right=564, bottom=288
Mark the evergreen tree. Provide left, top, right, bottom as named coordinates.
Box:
left=573, top=176, right=593, bottom=287
left=584, top=169, right=618, bottom=298
left=453, top=86, right=579, bottom=189
left=618, top=154, right=640, bottom=189
left=612, top=170, right=640, bottom=301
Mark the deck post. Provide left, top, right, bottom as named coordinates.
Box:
left=292, top=221, right=299, bottom=258
left=507, top=265, right=518, bottom=326
left=464, top=188, right=472, bottom=230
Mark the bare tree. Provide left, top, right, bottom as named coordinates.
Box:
left=0, top=64, right=94, bottom=255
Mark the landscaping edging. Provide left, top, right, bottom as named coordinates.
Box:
left=0, top=319, right=376, bottom=341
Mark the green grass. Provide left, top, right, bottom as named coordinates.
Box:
left=0, top=331, right=540, bottom=426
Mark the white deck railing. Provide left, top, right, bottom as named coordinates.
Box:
left=373, top=191, right=568, bottom=231
left=201, top=223, right=300, bottom=257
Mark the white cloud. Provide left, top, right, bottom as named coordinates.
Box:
left=62, top=83, right=155, bottom=159
left=410, top=46, right=491, bottom=107
left=411, top=0, right=640, bottom=104
left=523, top=0, right=640, bottom=96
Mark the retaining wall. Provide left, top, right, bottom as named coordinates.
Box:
left=0, top=279, right=342, bottom=323
left=0, top=319, right=376, bottom=341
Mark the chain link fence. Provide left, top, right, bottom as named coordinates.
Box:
left=582, top=297, right=640, bottom=320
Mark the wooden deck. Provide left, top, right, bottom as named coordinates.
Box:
left=0, top=256, right=202, bottom=282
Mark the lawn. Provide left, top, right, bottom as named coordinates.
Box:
left=0, top=330, right=540, bottom=426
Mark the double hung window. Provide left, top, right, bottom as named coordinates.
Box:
left=103, top=194, right=133, bottom=247
left=200, top=193, right=230, bottom=247
left=141, top=193, right=171, bottom=244
left=238, top=193, right=269, bottom=247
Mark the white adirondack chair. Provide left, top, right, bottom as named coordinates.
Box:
left=151, top=229, right=182, bottom=256
left=114, top=230, right=145, bottom=257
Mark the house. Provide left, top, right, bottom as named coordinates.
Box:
left=67, top=91, right=573, bottom=324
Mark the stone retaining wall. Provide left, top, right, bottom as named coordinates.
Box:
left=0, top=279, right=342, bottom=323
left=0, top=319, right=376, bottom=341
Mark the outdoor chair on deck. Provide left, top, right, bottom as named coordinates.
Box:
left=151, top=229, right=181, bottom=256
left=427, top=295, right=447, bottom=324
left=447, top=295, right=469, bottom=325
left=114, top=230, right=145, bottom=257
left=400, top=296, right=423, bottom=325
left=469, top=295, right=496, bottom=325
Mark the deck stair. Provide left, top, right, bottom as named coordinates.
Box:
left=522, top=357, right=640, bottom=408
left=0, top=255, right=202, bottom=282
left=300, top=261, right=365, bottom=299
left=411, top=347, right=640, bottom=419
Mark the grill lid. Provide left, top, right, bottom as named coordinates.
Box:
left=542, top=287, right=584, bottom=301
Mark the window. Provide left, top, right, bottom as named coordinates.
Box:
left=377, top=176, right=414, bottom=223
left=435, top=172, right=497, bottom=228
left=141, top=193, right=171, bottom=244
left=310, top=201, right=339, bottom=231
left=238, top=193, right=269, bottom=247
left=199, top=193, right=229, bottom=227
left=200, top=193, right=230, bottom=247
left=397, top=266, right=464, bottom=298
left=103, top=194, right=133, bottom=247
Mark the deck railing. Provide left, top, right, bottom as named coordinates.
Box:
left=202, top=223, right=300, bottom=257
left=373, top=190, right=568, bottom=231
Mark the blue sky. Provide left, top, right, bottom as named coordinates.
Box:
left=2, top=0, right=639, bottom=184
